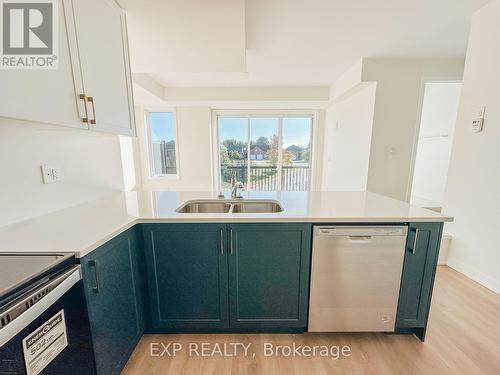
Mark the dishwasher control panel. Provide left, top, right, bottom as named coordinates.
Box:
left=315, top=226, right=408, bottom=237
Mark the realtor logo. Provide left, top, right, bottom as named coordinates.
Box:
left=0, top=0, right=58, bottom=69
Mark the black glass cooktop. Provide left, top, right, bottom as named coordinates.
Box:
left=0, top=253, right=74, bottom=303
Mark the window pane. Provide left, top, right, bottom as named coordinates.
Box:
left=282, top=117, right=312, bottom=191
left=218, top=117, right=248, bottom=191
left=249, top=118, right=278, bottom=191
left=149, top=112, right=177, bottom=176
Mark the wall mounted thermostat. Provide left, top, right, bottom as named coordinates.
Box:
left=41, top=165, right=62, bottom=184
left=472, top=106, right=486, bottom=133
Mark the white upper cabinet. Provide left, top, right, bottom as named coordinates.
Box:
left=0, top=0, right=87, bottom=130
left=70, top=0, right=135, bottom=136
left=0, top=0, right=135, bottom=136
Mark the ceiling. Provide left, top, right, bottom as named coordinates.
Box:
left=118, top=0, right=489, bottom=87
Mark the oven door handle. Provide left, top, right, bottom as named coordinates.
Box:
left=0, top=266, right=81, bottom=347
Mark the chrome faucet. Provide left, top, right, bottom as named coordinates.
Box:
left=230, top=175, right=244, bottom=199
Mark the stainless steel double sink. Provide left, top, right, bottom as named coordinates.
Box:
left=176, top=199, right=284, bottom=214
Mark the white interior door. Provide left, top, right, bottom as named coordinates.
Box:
left=71, top=0, right=135, bottom=136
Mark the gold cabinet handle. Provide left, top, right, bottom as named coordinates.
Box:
left=87, top=96, right=97, bottom=125
left=79, top=94, right=88, bottom=123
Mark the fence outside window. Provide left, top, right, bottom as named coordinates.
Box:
left=221, top=165, right=310, bottom=191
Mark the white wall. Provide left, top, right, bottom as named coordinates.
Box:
left=362, top=59, right=465, bottom=201
left=321, top=83, right=376, bottom=190
left=443, top=0, right=500, bottom=294
left=136, top=106, right=213, bottom=191
left=162, top=87, right=330, bottom=102
left=0, top=118, right=125, bottom=226
left=411, top=82, right=462, bottom=207
left=121, top=0, right=246, bottom=73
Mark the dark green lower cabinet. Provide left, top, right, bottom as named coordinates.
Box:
left=396, top=222, right=443, bottom=341
left=78, top=221, right=443, bottom=347
left=142, top=223, right=312, bottom=331
left=81, top=226, right=145, bottom=375
left=228, top=224, right=311, bottom=329
left=142, top=224, right=229, bottom=330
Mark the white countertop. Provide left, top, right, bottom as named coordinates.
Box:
left=0, top=190, right=452, bottom=257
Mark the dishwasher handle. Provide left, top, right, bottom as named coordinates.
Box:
left=314, top=226, right=408, bottom=237
left=348, top=235, right=373, bottom=242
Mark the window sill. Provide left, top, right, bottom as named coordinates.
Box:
left=148, top=175, right=180, bottom=180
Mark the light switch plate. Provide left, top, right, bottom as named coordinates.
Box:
left=41, top=165, right=62, bottom=184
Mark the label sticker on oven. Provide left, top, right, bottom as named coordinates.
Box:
left=22, top=310, right=68, bottom=375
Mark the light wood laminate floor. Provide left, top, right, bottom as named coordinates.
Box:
left=122, top=266, right=500, bottom=375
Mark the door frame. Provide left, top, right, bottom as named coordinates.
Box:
left=405, top=78, right=463, bottom=203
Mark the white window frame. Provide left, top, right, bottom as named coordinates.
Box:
left=211, top=109, right=317, bottom=192
left=144, top=108, right=180, bottom=179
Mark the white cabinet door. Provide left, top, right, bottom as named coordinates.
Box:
left=0, top=0, right=87, bottom=129
left=71, top=0, right=136, bottom=136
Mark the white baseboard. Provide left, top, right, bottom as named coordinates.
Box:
left=438, top=255, right=448, bottom=265
left=446, top=257, right=500, bottom=295
left=438, top=234, right=451, bottom=265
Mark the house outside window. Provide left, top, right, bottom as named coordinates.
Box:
left=213, top=111, right=314, bottom=192
left=146, top=111, right=179, bottom=177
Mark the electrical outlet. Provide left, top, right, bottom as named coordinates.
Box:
left=41, top=165, right=62, bottom=184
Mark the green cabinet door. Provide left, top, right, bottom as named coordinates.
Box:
left=396, top=222, right=443, bottom=338
left=227, top=223, right=312, bottom=329
left=81, top=226, right=145, bottom=375
left=142, top=224, right=229, bottom=330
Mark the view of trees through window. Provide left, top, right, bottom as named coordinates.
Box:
left=218, top=116, right=312, bottom=191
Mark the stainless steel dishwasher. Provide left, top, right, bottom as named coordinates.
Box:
left=308, top=225, right=408, bottom=332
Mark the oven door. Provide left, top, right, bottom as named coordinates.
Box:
left=0, top=266, right=96, bottom=375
